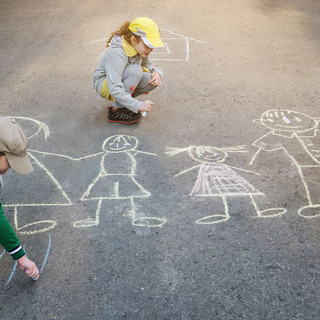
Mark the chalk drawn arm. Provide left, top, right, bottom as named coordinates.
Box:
left=228, top=165, right=260, bottom=176
left=299, top=128, right=320, bottom=138
left=249, top=147, right=262, bottom=166
left=133, top=150, right=157, bottom=157
left=300, top=164, right=320, bottom=168
left=173, top=164, right=202, bottom=177
left=250, top=132, right=283, bottom=165
left=29, top=149, right=104, bottom=161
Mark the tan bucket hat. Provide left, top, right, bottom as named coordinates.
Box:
left=0, top=117, right=34, bottom=174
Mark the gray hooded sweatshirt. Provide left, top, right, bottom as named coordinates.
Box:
left=93, top=35, right=163, bottom=113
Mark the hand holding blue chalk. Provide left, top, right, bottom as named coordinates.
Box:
left=142, top=112, right=147, bottom=117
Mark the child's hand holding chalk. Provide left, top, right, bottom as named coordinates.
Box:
left=139, top=100, right=153, bottom=116
left=17, top=256, right=40, bottom=280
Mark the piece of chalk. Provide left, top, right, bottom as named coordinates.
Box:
left=142, top=112, right=147, bottom=117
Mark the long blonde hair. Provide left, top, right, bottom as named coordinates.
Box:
left=106, top=21, right=140, bottom=48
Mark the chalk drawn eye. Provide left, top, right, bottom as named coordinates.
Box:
left=282, top=116, right=291, bottom=124
left=124, top=143, right=132, bottom=146
left=295, top=117, right=302, bottom=122
left=267, top=118, right=274, bottom=122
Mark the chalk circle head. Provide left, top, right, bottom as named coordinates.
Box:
left=261, top=109, right=317, bottom=133
left=0, top=117, right=34, bottom=175
left=189, top=146, right=227, bottom=163
left=103, top=135, right=138, bottom=152
left=6, top=116, right=50, bottom=141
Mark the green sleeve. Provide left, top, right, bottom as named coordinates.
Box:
left=0, top=203, right=25, bottom=260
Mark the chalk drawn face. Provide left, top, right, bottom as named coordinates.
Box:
left=261, top=110, right=317, bottom=132
left=102, top=135, right=138, bottom=152
left=189, top=147, right=227, bottom=163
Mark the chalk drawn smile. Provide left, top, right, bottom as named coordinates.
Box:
left=204, top=154, right=224, bottom=162
left=109, top=146, right=127, bottom=151
left=105, top=137, right=137, bottom=152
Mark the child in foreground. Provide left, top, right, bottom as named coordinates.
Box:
left=93, top=17, right=164, bottom=124
left=0, top=117, right=39, bottom=280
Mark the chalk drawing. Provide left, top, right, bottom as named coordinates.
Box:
left=40, top=233, right=51, bottom=273
left=166, top=145, right=264, bottom=224
left=151, top=29, right=209, bottom=62
left=2, top=117, right=72, bottom=235
left=72, top=135, right=167, bottom=228
left=3, top=234, right=51, bottom=286
left=94, top=29, right=209, bottom=62
left=6, top=254, right=19, bottom=286
left=250, top=109, right=320, bottom=218
left=26, top=132, right=167, bottom=228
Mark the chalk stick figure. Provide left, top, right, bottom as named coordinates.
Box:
left=73, top=135, right=167, bottom=228
left=166, top=145, right=264, bottom=224
left=250, top=109, right=320, bottom=218
left=2, top=117, right=72, bottom=235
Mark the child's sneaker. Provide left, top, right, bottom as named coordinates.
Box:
left=108, top=107, right=142, bottom=124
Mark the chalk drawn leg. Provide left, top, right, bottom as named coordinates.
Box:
left=127, top=198, right=167, bottom=228
left=0, top=249, right=17, bottom=287
left=6, top=259, right=18, bottom=287
left=14, top=207, right=57, bottom=235
left=39, top=233, right=51, bottom=274
left=132, top=217, right=167, bottom=227
left=195, top=195, right=230, bottom=224
left=73, top=199, right=102, bottom=228
left=297, top=168, right=320, bottom=218
left=250, top=195, right=286, bottom=218
left=298, top=205, right=320, bottom=218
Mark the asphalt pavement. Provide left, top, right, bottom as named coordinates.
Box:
left=1, top=0, right=320, bottom=319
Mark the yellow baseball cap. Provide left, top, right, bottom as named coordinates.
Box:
left=0, top=117, right=34, bottom=174
left=129, top=17, right=164, bottom=49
